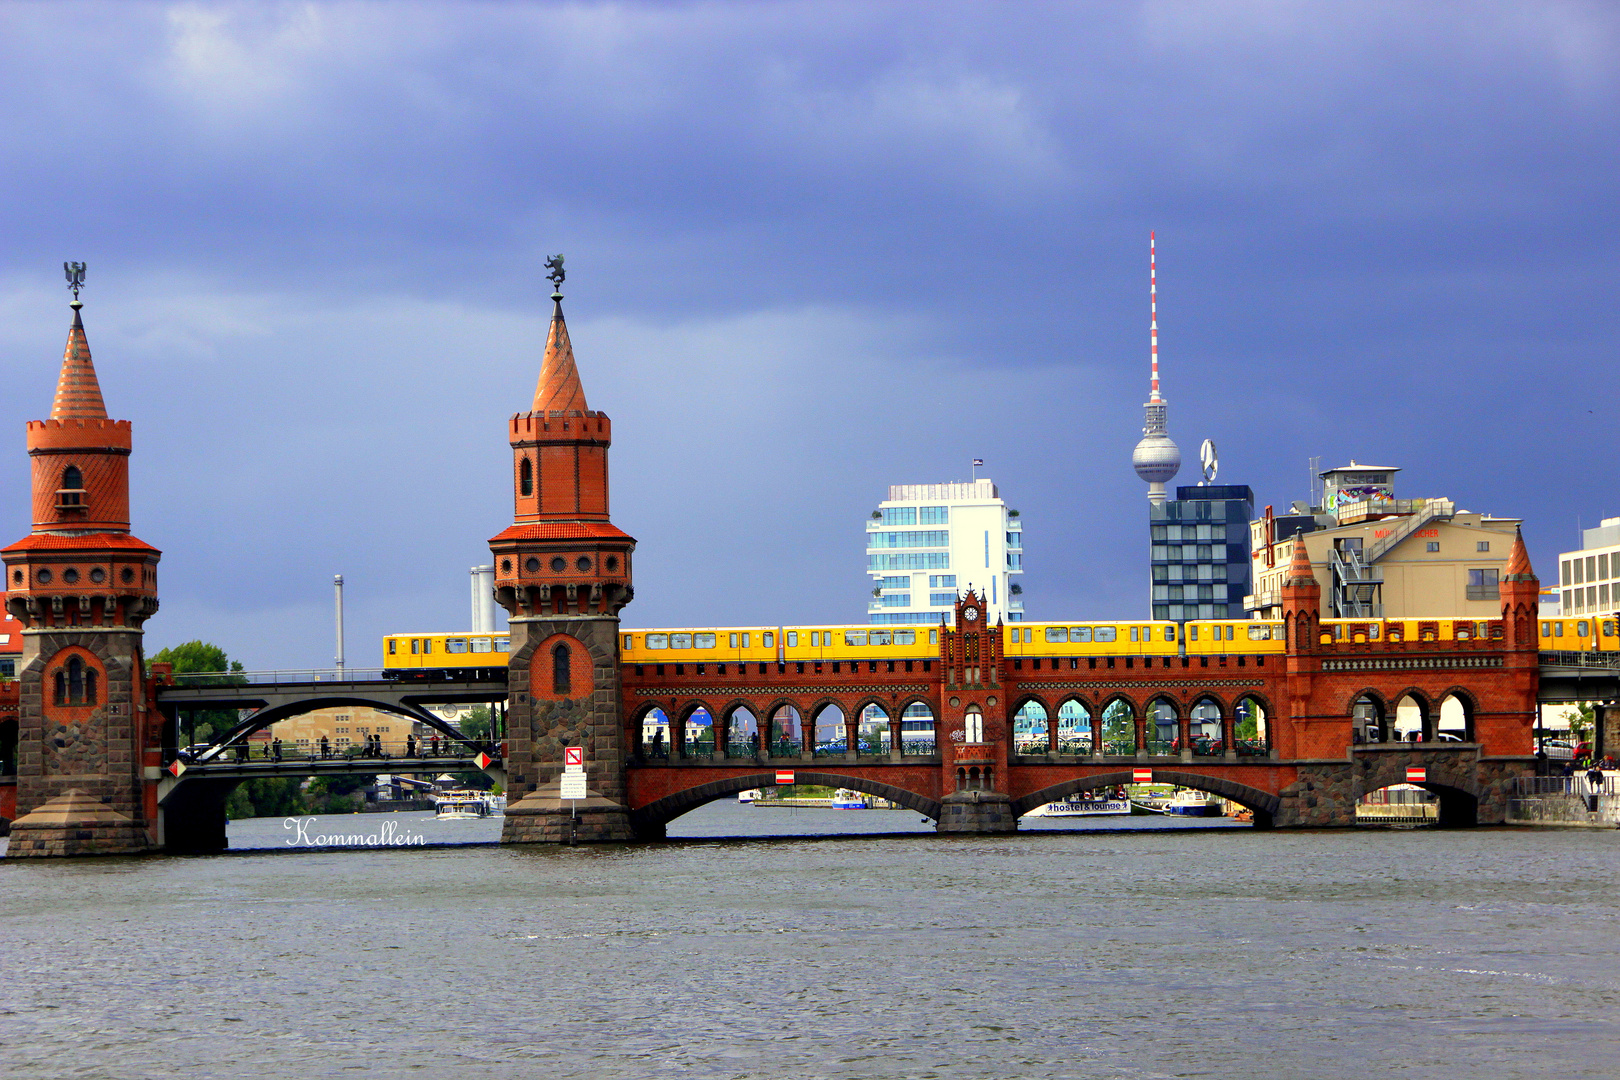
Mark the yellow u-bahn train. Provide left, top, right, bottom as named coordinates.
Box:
left=382, top=617, right=1620, bottom=679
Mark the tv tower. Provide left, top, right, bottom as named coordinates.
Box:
left=1131, top=231, right=1181, bottom=503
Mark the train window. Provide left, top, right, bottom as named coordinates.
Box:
left=846, top=631, right=868, bottom=646
left=645, top=634, right=669, bottom=649
left=807, top=632, right=818, bottom=647
left=1476, top=622, right=1489, bottom=638
left=472, top=638, right=492, bottom=653
left=695, top=633, right=717, bottom=649
left=929, top=629, right=938, bottom=644
left=446, top=638, right=468, bottom=654
left=729, top=633, right=738, bottom=648
left=496, top=638, right=509, bottom=651
left=1094, top=627, right=1115, bottom=642
left=1577, top=621, right=1590, bottom=637
left=623, top=635, right=633, bottom=650
left=388, top=640, right=397, bottom=654
left=1045, top=627, right=1068, bottom=643
left=1129, top=627, right=1139, bottom=642
left=422, top=639, right=433, bottom=654
left=786, top=631, right=799, bottom=647
left=1541, top=622, right=1550, bottom=637
left=871, top=631, right=892, bottom=645
left=896, top=630, right=915, bottom=645
left=1247, top=625, right=1266, bottom=640
left=1369, top=624, right=1380, bottom=640
left=742, top=632, right=752, bottom=647
left=671, top=633, right=693, bottom=649
left=763, top=632, right=774, bottom=648
left=1225, top=625, right=1235, bottom=641
left=1555, top=623, right=1564, bottom=637
left=1606, top=621, right=1617, bottom=637
left=410, top=639, right=419, bottom=654
left=1164, top=626, right=1175, bottom=641
left=1189, top=626, right=1199, bottom=641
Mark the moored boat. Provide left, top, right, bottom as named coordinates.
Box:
left=1162, top=789, right=1223, bottom=817
left=1027, top=788, right=1132, bottom=817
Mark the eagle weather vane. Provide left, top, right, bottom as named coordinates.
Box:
left=545, top=253, right=565, bottom=297
left=64, top=261, right=86, bottom=301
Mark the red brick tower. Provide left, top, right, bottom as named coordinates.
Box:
left=491, top=262, right=636, bottom=842
left=1277, top=531, right=1320, bottom=760
left=936, top=590, right=1016, bottom=832
left=2, top=280, right=161, bottom=855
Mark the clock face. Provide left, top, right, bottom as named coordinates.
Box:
left=963, top=607, right=979, bottom=622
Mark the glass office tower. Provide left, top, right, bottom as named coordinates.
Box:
left=1151, top=484, right=1254, bottom=621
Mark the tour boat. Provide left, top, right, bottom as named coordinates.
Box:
left=1162, top=790, right=1223, bottom=817
left=830, top=789, right=869, bottom=809
left=434, top=796, right=491, bottom=819
left=737, top=788, right=761, bottom=803
left=1026, top=790, right=1131, bottom=817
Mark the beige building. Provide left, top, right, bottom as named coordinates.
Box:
left=1247, top=463, right=1520, bottom=620
left=267, top=706, right=426, bottom=757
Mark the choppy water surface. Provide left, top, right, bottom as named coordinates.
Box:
left=3, top=804, right=1617, bottom=1080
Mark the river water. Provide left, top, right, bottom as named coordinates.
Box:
left=2, top=804, right=1617, bottom=1079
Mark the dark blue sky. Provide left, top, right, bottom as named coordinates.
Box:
left=2, top=2, right=1616, bottom=668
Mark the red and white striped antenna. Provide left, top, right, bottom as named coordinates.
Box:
left=1149, top=230, right=1161, bottom=403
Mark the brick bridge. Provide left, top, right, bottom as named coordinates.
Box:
left=0, top=279, right=1546, bottom=855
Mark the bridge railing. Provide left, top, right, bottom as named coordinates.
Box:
left=176, top=734, right=492, bottom=766
left=168, top=667, right=394, bottom=686
left=1514, top=774, right=1617, bottom=796
left=1539, top=651, right=1620, bottom=670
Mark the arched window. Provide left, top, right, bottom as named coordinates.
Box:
left=54, top=657, right=96, bottom=706
left=552, top=643, right=571, bottom=694
left=964, top=706, right=984, bottom=744
left=57, top=465, right=85, bottom=509
left=520, top=457, right=533, bottom=497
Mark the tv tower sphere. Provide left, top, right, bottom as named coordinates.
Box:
left=1132, top=430, right=1181, bottom=485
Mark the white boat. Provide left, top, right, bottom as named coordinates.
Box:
left=434, top=791, right=493, bottom=819
left=1163, top=790, right=1223, bottom=817
left=1027, top=790, right=1132, bottom=817
left=737, top=788, right=762, bottom=803
left=830, top=789, right=869, bottom=809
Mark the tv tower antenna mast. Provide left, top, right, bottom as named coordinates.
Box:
left=1131, top=231, right=1181, bottom=503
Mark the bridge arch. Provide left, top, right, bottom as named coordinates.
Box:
left=1436, top=688, right=1477, bottom=741
left=631, top=771, right=942, bottom=832
left=1359, top=755, right=1481, bottom=826
left=201, top=694, right=478, bottom=756
left=1011, top=771, right=1281, bottom=827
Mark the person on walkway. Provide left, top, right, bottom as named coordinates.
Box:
left=271, top=738, right=282, bottom=762
left=320, top=735, right=330, bottom=759
left=406, top=734, right=416, bottom=757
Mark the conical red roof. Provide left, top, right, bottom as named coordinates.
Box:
left=1504, top=525, right=1535, bottom=580
left=532, top=306, right=588, bottom=415
left=50, top=307, right=107, bottom=420
left=1285, top=532, right=1316, bottom=585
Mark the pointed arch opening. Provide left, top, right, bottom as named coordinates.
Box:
left=1053, top=699, right=1092, bottom=756
left=637, top=705, right=671, bottom=760
left=519, top=456, right=533, bottom=497
left=720, top=704, right=760, bottom=759
left=1148, top=698, right=1178, bottom=754
left=856, top=701, right=889, bottom=757
left=1101, top=698, right=1136, bottom=756
left=1189, top=697, right=1224, bottom=755
left=1352, top=693, right=1387, bottom=745
left=1393, top=693, right=1432, bottom=743
left=1234, top=694, right=1271, bottom=756
left=766, top=704, right=802, bottom=758
left=811, top=703, right=846, bottom=757
left=1438, top=692, right=1474, bottom=743
left=1012, top=698, right=1049, bottom=755
left=900, top=701, right=937, bottom=756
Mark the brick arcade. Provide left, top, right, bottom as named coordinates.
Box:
left=0, top=275, right=1543, bottom=855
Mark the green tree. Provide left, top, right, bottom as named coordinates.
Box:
left=306, top=773, right=373, bottom=814
left=460, top=706, right=492, bottom=741
left=1565, top=704, right=1596, bottom=743
left=226, top=777, right=307, bottom=819
left=152, top=640, right=248, bottom=745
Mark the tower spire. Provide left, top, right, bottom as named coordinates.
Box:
left=1131, top=231, right=1180, bottom=503
left=51, top=264, right=107, bottom=421
left=532, top=253, right=588, bottom=415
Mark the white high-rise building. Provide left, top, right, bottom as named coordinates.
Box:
left=866, top=480, right=1024, bottom=625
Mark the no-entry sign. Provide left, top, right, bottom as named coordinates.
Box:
left=775, top=770, right=796, bottom=785
left=564, top=746, right=584, bottom=769
left=1406, top=767, right=1427, bottom=783
left=1133, top=768, right=1153, bottom=783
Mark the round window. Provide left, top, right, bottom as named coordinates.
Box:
left=62, top=568, right=80, bottom=584
left=11, top=569, right=21, bottom=584
left=605, top=555, right=618, bottom=572
left=89, top=567, right=105, bottom=583
left=576, top=556, right=591, bottom=572
left=525, top=557, right=540, bottom=573
left=121, top=567, right=134, bottom=584
left=37, top=569, right=52, bottom=584
left=550, top=556, right=566, bottom=572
